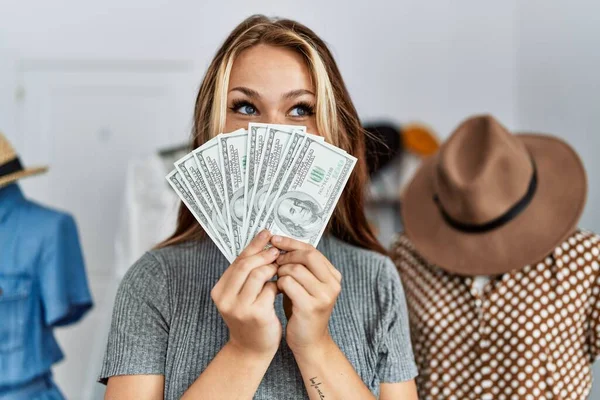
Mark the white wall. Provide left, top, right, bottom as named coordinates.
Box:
left=516, top=0, right=600, bottom=232
left=516, top=2, right=600, bottom=398
left=1, top=0, right=518, bottom=135
left=0, top=48, right=19, bottom=147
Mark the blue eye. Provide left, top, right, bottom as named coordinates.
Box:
left=238, top=104, right=257, bottom=115
left=288, top=102, right=315, bottom=117
left=230, top=101, right=258, bottom=116
left=289, top=107, right=307, bottom=117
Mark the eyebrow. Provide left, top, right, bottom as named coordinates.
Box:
left=229, top=86, right=260, bottom=98
left=229, top=86, right=315, bottom=99
left=282, top=89, right=315, bottom=99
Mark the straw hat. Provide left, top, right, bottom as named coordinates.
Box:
left=0, top=133, right=48, bottom=188
left=402, top=115, right=587, bottom=275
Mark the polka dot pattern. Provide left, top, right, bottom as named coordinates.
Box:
left=392, top=230, right=600, bottom=399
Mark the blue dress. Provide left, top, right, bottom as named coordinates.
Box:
left=0, top=184, right=93, bottom=399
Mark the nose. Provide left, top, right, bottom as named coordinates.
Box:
left=259, top=109, right=287, bottom=126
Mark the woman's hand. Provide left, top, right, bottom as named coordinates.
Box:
left=211, top=230, right=282, bottom=357
left=272, top=235, right=342, bottom=356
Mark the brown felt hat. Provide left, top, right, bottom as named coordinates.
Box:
left=402, top=115, right=587, bottom=275
left=0, top=133, right=48, bottom=188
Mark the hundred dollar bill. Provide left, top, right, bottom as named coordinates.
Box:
left=246, top=131, right=325, bottom=245
left=261, top=136, right=357, bottom=247
left=218, top=129, right=247, bottom=256
left=306, top=132, right=327, bottom=143
left=243, top=123, right=269, bottom=235
left=166, top=170, right=233, bottom=262
left=192, top=137, right=228, bottom=227
left=174, top=152, right=234, bottom=255
left=243, top=125, right=306, bottom=246
left=246, top=125, right=315, bottom=197
left=244, top=124, right=308, bottom=213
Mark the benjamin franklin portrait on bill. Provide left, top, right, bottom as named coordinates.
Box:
left=274, top=191, right=324, bottom=239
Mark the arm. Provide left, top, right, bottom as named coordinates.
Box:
left=181, top=230, right=282, bottom=399
left=274, top=236, right=419, bottom=400
left=273, top=236, right=376, bottom=399
left=380, top=381, right=418, bottom=400
left=292, top=341, right=418, bottom=400
left=105, top=375, right=164, bottom=400
left=293, top=337, right=375, bottom=400
left=103, top=231, right=282, bottom=399
left=103, top=353, right=420, bottom=400
left=181, top=342, right=273, bottom=399
left=376, top=258, right=419, bottom=399
left=105, top=344, right=274, bottom=400
left=40, top=214, right=93, bottom=327
left=100, top=252, right=171, bottom=399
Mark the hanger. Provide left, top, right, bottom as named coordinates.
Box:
left=158, top=143, right=190, bottom=158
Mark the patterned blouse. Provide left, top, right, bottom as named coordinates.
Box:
left=392, top=230, right=600, bottom=400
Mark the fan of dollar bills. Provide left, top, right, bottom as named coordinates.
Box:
left=166, top=123, right=357, bottom=263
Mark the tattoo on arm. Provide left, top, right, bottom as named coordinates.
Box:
left=309, top=376, right=326, bottom=399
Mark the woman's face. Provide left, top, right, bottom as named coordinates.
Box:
left=225, top=44, right=318, bottom=134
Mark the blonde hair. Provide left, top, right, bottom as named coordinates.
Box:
left=159, top=15, right=385, bottom=255
left=205, top=20, right=339, bottom=147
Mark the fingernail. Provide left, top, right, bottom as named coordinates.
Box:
left=259, top=230, right=268, bottom=239
left=270, top=247, right=280, bottom=256
left=272, top=235, right=282, bottom=243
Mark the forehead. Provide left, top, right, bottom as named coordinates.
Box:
left=228, top=44, right=314, bottom=93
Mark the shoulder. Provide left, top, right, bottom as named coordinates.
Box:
left=146, top=240, right=207, bottom=269
left=388, top=233, right=446, bottom=295
left=552, top=229, right=600, bottom=270
left=390, top=232, right=433, bottom=272
left=390, top=233, right=420, bottom=261
left=321, top=236, right=404, bottom=304
left=120, top=238, right=228, bottom=295
left=21, top=201, right=78, bottom=237
left=555, top=229, right=600, bottom=253
left=318, top=235, right=397, bottom=282
left=146, top=238, right=228, bottom=277
left=318, top=235, right=390, bottom=269
left=118, top=251, right=168, bottom=295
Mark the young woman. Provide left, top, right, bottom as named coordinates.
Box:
left=100, top=15, right=418, bottom=400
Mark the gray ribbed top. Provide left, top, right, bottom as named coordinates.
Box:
left=98, top=235, right=417, bottom=399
